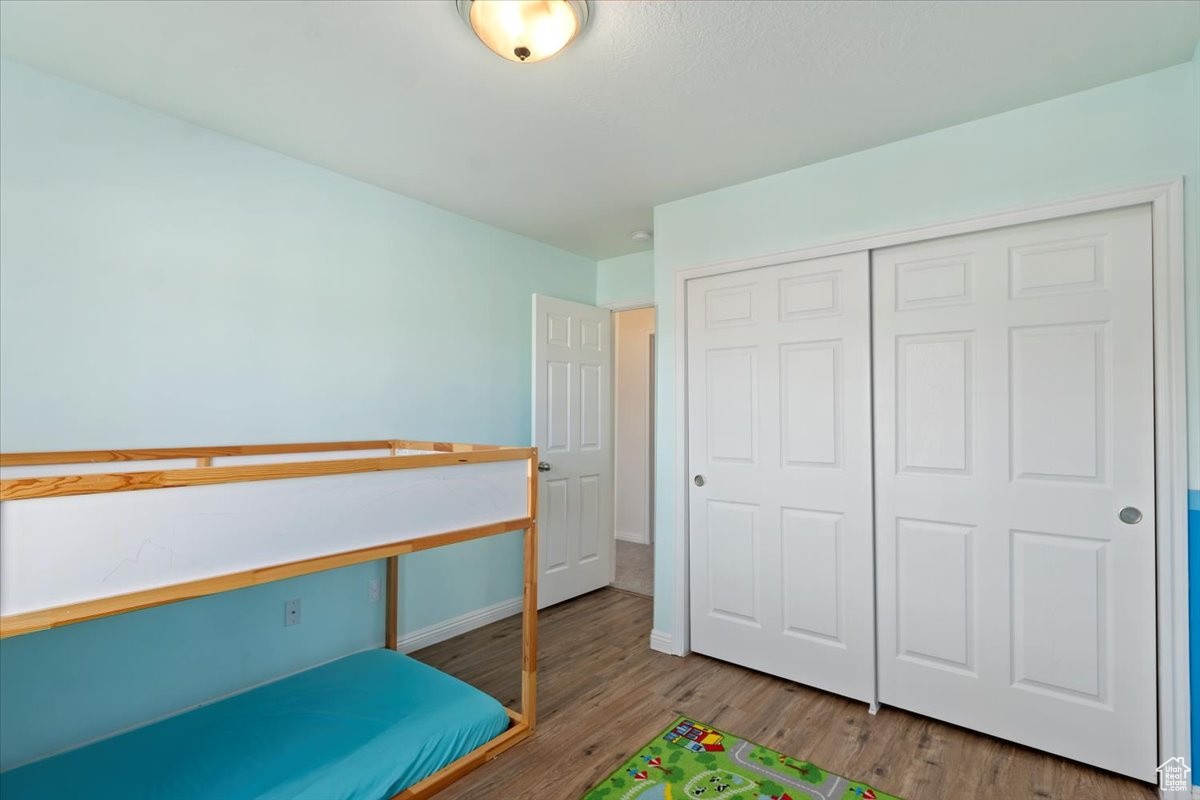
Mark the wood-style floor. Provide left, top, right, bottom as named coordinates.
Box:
left=414, top=588, right=1154, bottom=800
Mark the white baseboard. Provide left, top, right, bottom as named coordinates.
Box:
left=399, top=596, right=522, bottom=654
left=615, top=530, right=649, bottom=544
left=649, top=628, right=677, bottom=655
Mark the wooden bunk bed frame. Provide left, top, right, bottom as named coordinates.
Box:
left=0, top=439, right=539, bottom=800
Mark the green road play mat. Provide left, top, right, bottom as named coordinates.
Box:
left=583, top=717, right=901, bottom=800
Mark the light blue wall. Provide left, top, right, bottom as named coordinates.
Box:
left=0, top=58, right=595, bottom=769
left=652, top=58, right=1199, bottom=761
left=596, top=250, right=654, bottom=306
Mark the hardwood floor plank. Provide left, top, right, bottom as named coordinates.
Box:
left=414, top=589, right=1154, bottom=800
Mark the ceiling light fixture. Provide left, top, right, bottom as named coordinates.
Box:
left=631, top=230, right=653, bottom=243
left=457, top=0, right=590, bottom=63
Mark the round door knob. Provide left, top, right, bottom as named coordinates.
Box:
left=1118, top=506, right=1142, bottom=524
left=693, top=475, right=705, bottom=487
left=537, top=462, right=551, bottom=472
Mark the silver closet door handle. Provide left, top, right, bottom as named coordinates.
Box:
left=538, top=462, right=551, bottom=473
left=1119, top=506, right=1142, bottom=524
left=693, top=475, right=705, bottom=487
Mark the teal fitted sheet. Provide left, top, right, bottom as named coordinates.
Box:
left=0, top=649, right=509, bottom=800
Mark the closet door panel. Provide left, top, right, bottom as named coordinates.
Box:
left=873, top=205, right=1156, bottom=781
left=688, top=251, right=874, bottom=704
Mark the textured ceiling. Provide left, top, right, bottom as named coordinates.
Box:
left=1, top=0, right=1197, bottom=259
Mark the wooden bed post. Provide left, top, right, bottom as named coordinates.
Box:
left=384, top=444, right=400, bottom=651
left=521, top=450, right=539, bottom=731
left=385, top=555, right=399, bottom=651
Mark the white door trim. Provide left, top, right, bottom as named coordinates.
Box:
left=645, top=329, right=656, bottom=547
left=666, top=179, right=1189, bottom=774
left=612, top=307, right=657, bottom=548
left=602, top=298, right=655, bottom=312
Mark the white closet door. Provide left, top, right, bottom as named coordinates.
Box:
left=687, top=252, right=874, bottom=703
left=873, top=205, right=1156, bottom=780
left=533, top=294, right=613, bottom=609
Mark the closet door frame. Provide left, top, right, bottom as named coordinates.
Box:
left=666, top=179, right=1189, bottom=770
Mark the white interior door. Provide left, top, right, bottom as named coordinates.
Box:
left=872, top=205, right=1157, bottom=780
left=687, top=252, right=875, bottom=703
left=532, top=294, right=613, bottom=609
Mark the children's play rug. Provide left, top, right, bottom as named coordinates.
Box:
left=583, top=717, right=902, bottom=800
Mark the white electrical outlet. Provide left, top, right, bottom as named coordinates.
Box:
left=284, top=597, right=302, bottom=626
left=368, top=578, right=381, bottom=604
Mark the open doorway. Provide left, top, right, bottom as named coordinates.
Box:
left=611, top=306, right=655, bottom=597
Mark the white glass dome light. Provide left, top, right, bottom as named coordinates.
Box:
left=457, top=0, right=591, bottom=63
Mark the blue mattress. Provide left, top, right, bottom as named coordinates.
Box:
left=0, top=649, right=509, bottom=800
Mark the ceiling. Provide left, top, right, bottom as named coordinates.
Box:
left=1, top=1, right=1197, bottom=260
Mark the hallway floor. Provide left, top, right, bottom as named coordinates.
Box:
left=610, top=539, right=653, bottom=597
